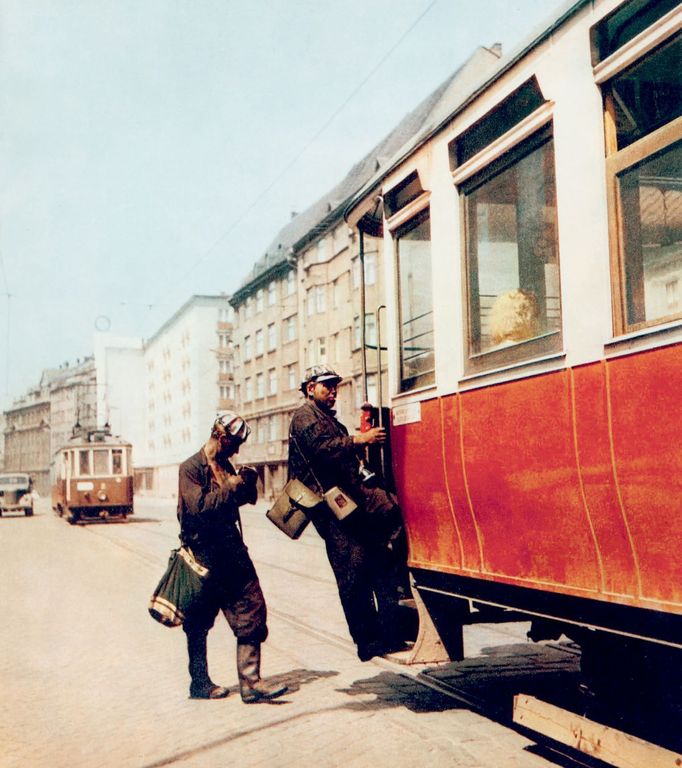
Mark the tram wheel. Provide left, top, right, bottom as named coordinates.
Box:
left=25, top=508, right=33, bottom=517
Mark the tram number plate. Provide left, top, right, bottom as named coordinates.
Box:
left=76, top=481, right=94, bottom=491
left=392, top=402, right=422, bottom=426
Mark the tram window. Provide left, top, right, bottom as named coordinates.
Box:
left=93, top=449, right=109, bottom=475
left=112, top=449, right=123, bottom=475
left=607, top=37, right=681, bottom=151
left=605, top=35, right=682, bottom=333
left=79, top=450, right=90, bottom=476
left=463, top=128, right=561, bottom=368
left=620, top=140, right=682, bottom=327
left=395, top=209, right=435, bottom=391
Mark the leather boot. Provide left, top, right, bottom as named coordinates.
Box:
left=186, top=630, right=229, bottom=699
left=237, top=642, right=288, bottom=703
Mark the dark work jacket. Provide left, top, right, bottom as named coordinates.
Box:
left=288, top=400, right=363, bottom=498
left=288, top=400, right=396, bottom=522
left=177, top=448, right=251, bottom=573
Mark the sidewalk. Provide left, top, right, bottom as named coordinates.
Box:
left=0, top=499, right=560, bottom=768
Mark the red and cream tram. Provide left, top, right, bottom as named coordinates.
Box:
left=347, top=0, right=681, bottom=691
left=52, top=425, right=134, bottom=524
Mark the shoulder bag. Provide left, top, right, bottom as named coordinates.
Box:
left=266, top=477, right=322, bottom=539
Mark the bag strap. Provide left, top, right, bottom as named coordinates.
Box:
left=289, top=430, right=324, bottom=495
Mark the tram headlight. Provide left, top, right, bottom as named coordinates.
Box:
left=97, top=489, right=108, bottom=502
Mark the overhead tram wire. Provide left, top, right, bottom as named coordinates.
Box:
left=150, top=0, right=439, bottom=308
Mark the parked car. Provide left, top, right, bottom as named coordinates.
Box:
left=0, top=473, right=34, bottom=516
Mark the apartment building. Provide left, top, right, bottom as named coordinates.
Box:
left=3, top=359, right=99, bottom=495
left=137, top=294, right=235, bottom=497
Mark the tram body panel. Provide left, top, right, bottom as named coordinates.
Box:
left=606, top=346, right=682, bottom=606
left=391, top=397, right=463, bottom=569
left=571, top=362, right=638, bottom=598
left=392, top=348, right=682, bottom=617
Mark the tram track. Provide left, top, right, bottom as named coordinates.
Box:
left=74, top=513, right=617, bottom=768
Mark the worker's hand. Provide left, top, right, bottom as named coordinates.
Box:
left=354, top=426, right=386, bottom=445
left=223, top=473, right=244, bottom=492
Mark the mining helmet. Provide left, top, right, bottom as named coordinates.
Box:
left=212, top=411, right=251, bottom=442
left=300, top=364, right=342, bottom=394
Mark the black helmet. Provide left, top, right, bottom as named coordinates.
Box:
left=300, top=365, right=342, bottom=394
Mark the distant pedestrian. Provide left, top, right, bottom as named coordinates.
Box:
left=177, top=411, right=288, bottom=703
left=288, top=365, right=409, bottom=661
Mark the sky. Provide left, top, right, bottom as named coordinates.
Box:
left=0, top=0, right=562, bottom=411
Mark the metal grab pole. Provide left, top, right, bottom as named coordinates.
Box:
left=359, top=229, right=368, bottom=403
left=376, top=304, right=386, bottom=430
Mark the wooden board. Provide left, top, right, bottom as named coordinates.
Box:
left=513, top=694, right=681, bottom=768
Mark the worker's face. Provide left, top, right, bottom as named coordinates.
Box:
left=308, top=380, right=338, bottom=411
left=215, top=427, right=241, bottom=459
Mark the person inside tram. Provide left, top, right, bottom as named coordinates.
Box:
left=488, top=288, right=540, bottom=348
left=288, top=365, right=410, bottom=662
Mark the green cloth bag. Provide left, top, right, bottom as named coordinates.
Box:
left=148, top=547, right=208, bottom=627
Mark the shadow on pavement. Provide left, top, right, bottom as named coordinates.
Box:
left=339, top=640, right=682, bottom=757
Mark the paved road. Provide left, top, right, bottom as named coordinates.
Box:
left=1, top=497, right=580, bottom=768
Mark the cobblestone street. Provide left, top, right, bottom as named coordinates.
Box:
left=1, top=498, right=580, bottom=768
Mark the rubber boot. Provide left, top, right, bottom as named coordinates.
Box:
left=237, top=642, right=288, bottom=703
left=186, top=630, right=229, bottom=699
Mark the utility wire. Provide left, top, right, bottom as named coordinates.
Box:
left=152, top=0, right=438, bottom=306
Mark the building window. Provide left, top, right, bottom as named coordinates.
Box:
left=256, top=288, right=264, bottom=312
left=269, top=414, right=279, bottom=440
left=245, top=377, right=253, bottom=402
left=332, top=278, right=341, bottom=308
left=244, top=335, right=252, bottom=361
left=602, top=34, right=682, bottom=332
left=365, top=251, right=377, bottom=285
left=255, top=329, right=264, bottom=356
left=355, top=373, right=378, bottom=408
left=395, top=209, right=435, bottom=390
left=268, top=368, right=277, bottom=396
left=268, top=280, right=277, bottom=306
left=317, top=239, right=328, bottom=263
left=286, top=269, right=296, bottom=295
left=256, top=372, right=265, bottom=398
left=317, top=336, right=326, bottom=361
left=462, top=127, right=561, bottom=370
left=352, top=314, right=377, bottom=350
left=258, top=419, right=267, bottom=444
left=246, top=297, right=254, bottom=319
left=267, top=323, right=277, bottom=351
left=352, top=258, right=361, bottom=289
left=287, top=364, right=297, bottom=391
left=284, top=315, right=297, bottom=343
left=315, top=285, right=326, bottom=313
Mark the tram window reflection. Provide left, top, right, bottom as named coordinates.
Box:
left=621, top=141, right=682, bottom=326
left=112, top=449, right=123, bottom=475
left=396, top=209, right=435, bottom=391
left=463, top=129, right=561, bottom=364
left=93, top=449, right=109, bottom=475
left=79, top=450, right=90, bottom=476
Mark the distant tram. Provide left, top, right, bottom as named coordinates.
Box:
left=52, top=426, right=134, bottom=524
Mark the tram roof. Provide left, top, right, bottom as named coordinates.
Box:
left=58, top=428, right=132, bottom=451
left=344, top=0, right=590, bottom=231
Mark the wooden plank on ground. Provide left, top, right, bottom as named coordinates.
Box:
left=513, top=694, right=682, bottom=768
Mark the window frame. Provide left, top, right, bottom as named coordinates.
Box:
left=455, top=116, right=563, bottom=375
left=388, top=198, right=436, bottom=393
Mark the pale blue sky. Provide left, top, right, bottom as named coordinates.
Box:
left=1, top=0, right=560, bottom=409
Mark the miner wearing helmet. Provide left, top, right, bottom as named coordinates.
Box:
left=176, top=411, right=288, bottom=703
left=288, top=366, right=408, bottom=661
